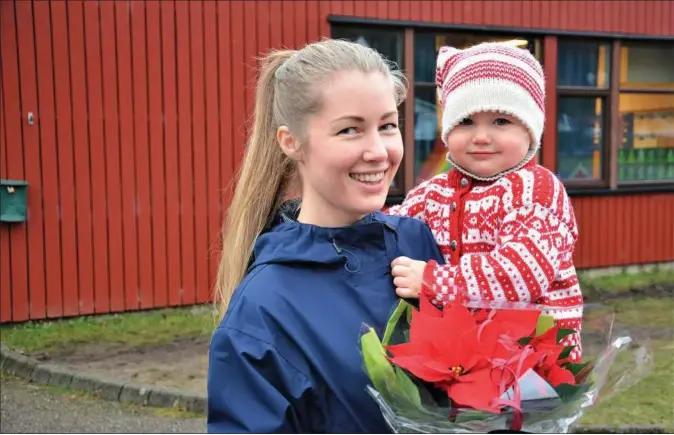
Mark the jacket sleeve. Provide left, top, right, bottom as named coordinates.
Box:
left=422, top=201, right=577, bottom=307
left=207, top=325, right=318, bottom=433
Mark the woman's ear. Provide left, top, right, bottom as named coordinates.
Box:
left=277, top=126, right=303, bottom=161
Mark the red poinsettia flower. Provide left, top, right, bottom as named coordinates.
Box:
left=385, top=298, right=547, bottom=413
left=526, top=325, right=576, bottom=387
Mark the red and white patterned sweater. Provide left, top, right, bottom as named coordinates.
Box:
left=388, top=161, right=584, bottom=361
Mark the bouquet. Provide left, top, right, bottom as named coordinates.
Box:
left=359, top=296, right=653, bottom=433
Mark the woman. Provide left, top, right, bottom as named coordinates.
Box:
left=207, top=39, right=444, bottom=433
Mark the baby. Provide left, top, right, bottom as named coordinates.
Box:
left=388, top=41, right=584, bottom=361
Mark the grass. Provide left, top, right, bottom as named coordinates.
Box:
left=0, top=305, right=219, bottom=355
left=578, top=267, right=674, bottom=293
left=578, top=296, right=674, bottom=429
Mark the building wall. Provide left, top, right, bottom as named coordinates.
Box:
left=1, top=0, right=672, bottom=322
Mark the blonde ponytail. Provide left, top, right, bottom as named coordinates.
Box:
left=216, top=51, right=295, bottom=317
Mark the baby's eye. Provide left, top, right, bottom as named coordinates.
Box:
left=338, top=127, right=358, bottom=135
left=494, top=118, right=511, bottom=126
left=458, top=118, right=473, bottom=126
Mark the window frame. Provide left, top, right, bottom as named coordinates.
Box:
left=613, top=40, right=674, bottom=188
left=556, top=38, right=674, bottom=189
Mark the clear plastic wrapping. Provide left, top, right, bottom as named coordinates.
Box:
left=359, top=298, right=653, bottom=434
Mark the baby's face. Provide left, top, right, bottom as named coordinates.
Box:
left=445, top=111, right=531, bottom=178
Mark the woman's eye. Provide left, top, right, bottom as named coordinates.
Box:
left=380, top=123, right=398, bottom=131
left=458, top=118, right=473, bottom=125
left=494, top=118, right=511, bottom=126
left=338, top=127, right=358, bottom=135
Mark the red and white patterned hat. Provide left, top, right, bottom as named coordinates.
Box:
left=435, top=41, right=546, bottom=151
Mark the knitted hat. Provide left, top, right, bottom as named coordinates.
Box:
left=435, top=41, right=546, bottom=176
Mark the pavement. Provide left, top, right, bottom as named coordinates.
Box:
left=0, top=375, right=205, bottom=433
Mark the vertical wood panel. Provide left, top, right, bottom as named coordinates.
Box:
left=146, top=0, right=168, bottom=308
left=306, top=1, right=319, bottom=42
left=217, top=0, right=234, bottom=212
left=190, top=0, right=208, bottom=304
left=0, top=46, right=10, bottom=322
left=130, top=0, right=154, bottom=309
left=115, top=0, right=140, bottom=311
left=33, top=0, right=63, bottom=318
left=51, top=0, right=79, bottom=317
left=83, top=2, right=109, bottom=313
left=67, top=0, right=94, bottom=315
left=203, top=0, right=220, bottom=303
left=294, top=1, right=307, bottom=48
left=0, top=0, right=25, bottom=322
left=13, top=0, right=46, bottom=320
left=176, top=0, right=195, bottom=306
left=160, top=0, right=182, bottom=307
left=99, top=0, right=125, bottom=312
left=230, top=1, right=246, bottom=173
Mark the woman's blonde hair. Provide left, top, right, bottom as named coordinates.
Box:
left=215, top=38, right=408, bottom=318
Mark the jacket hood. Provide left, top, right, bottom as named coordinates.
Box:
left=250, top=200, right=399, bottom=271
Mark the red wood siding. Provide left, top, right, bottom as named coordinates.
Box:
left=1, top=0, right=672, bottom=323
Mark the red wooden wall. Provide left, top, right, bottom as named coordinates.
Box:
left=1, top=0, right=672, bottom=323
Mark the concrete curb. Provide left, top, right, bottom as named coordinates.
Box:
left=0, top=344, right=668, bottom=433
left=0, top=343, right=206, bottom=415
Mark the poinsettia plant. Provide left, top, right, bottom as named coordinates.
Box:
left=360, top=296, right=651, bottom=434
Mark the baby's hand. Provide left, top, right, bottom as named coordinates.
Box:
left=391, top=256, right=426, bottom=299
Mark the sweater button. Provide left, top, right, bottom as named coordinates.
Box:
left=451, top=202, right=457, bottom=212
left=450, top=240, right=458, bottom=250
left=460, top=177, right=469, bottom=187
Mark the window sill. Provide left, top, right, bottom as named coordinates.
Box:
left=567, top=183, right=674, bottom=197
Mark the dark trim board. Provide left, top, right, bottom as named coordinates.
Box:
left=328, top=16, right=674, bottom=42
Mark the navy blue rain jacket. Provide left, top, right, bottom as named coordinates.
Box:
left=207, top=210, right=445, bottom=433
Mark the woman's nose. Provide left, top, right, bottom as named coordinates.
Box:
left=363, top=134, right=388, bottom=161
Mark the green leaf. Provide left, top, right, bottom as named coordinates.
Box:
left=556, top=328, right=575, bottom=343
left=360, top=325, right=422, bottom=410
left=562, top=361, right=594, bottom=384
left=393, top=367, right=423, bottom=409
left=535, top=314, right=555, bottom=336
left=562, top=361, right=590, bottom=377
left=361, top=326, right=397, bottom=404
left=382, top=300, right=412, bottom=346
left=518, top=336, right=533, bottom=346
left=558, top=345, right=575, bottom=360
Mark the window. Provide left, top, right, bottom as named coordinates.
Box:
left=412, top=32, right=542, bottom=184
left=617, top=42, right=674, bottom=183
left=556, top=39, right=674, bottom=187
left=556, top=40, right=611, bottom=183
left=331, top=26, right=406, bottom=193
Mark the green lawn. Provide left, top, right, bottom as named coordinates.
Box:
left=0, top=305, right=218, bottom=355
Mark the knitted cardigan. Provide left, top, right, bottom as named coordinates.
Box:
left=388, top=160, right=584, bottom=361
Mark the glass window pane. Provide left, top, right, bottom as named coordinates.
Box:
left=331, top=27, right=403, bottom=69
left=557, top=97, right=605, bottom=181
left=620, top=43, right=674, bottom=90
left=413, top=86, right=450, bottom=183
left=618, top=93, right=674, bottom=182
left=557, top=40, right=610, bottom=88
left=414, top=33, right=541, bottom=83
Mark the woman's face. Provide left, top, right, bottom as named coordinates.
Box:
left=446, top=111, right=531, bottom=178
left=281, top=70, right=403, bottom=227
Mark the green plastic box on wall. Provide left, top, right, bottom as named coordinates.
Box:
left=0, top=179, right=29, bottom=223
